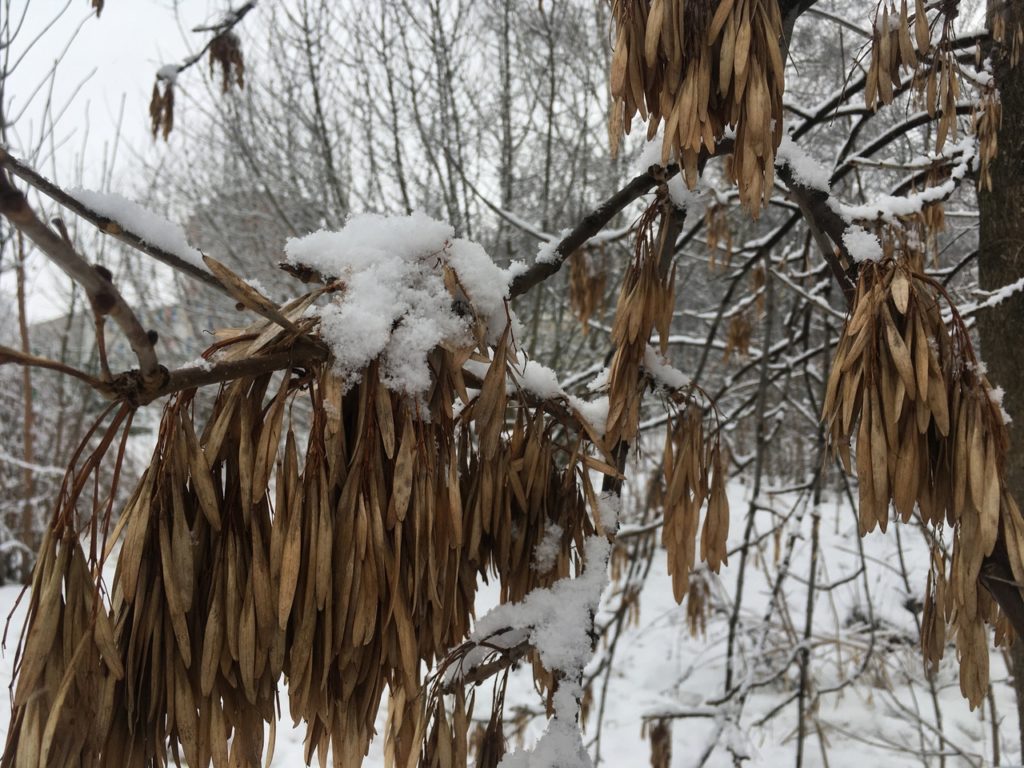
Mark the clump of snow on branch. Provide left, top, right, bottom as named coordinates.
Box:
left=643, top=347, right=691, bottom=390
left=634, top=135, right=703, bottom=208
left=989, top=385, right=1012, bottom=425
left=446, top=237, right=525, bottom=343
left=511, top=355, right=564, bottom=399
left=776, top=134, right=831, bottom=191
left=499, top=685, right=593, bottom=768
left=597, top=491, right=621, bottom=530
left=514, top=355, right=610, bottom=435
left=156, top=64, right=180, bottom=83
left=70, top=188, right=205, bottom=270
left=842, top=225, right=883, bottom=263
left=286, top=211, right=522, bottom=396
left=463, top=351, right=609, bottom=434
left=535, top=228, right=572, bottom=264
left=567, top=394, right=610, bottom=436
left=532, top=524, right=564, bottom=572
left=467, top=534, right=612, bottom=768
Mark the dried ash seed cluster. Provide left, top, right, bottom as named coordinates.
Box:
left=609, top=0, right=786, bottom=216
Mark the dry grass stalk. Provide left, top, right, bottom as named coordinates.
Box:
left=822, top=256, right=1019, bottom=707
left=609, top=0, right=785, bottom=215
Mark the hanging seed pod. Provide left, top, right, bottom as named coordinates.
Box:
left=606, top=198, right=676, bottom=447
left=662, top=403, right=729, bottom=602
left=723, top=312, right=753, bottom=362
left=2, top=533, right=123, bottom=768
left=644, top=717, right=673, bottom=768
left=3, top=222, right=658, bottom=766
left=148, top=81, right=174, bottom=140
left=705, top=203, right=734, bottom=269
left=568, top=247, right=608, bottom=333
left=865, top=0, right=935, bottom=112
left=609, top=0, right=786, bottom=215
left=973, top=84, right=1002, bottom=192
left=822, top=256, right=1017, bottom=708
left=209, top=32, right=245, bottom=92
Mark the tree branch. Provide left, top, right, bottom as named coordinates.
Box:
left=0, top=147, right=224, bottom=293
left=507, top=165, right=677, bottom=299
left=776, top=163, right=856, bottom=305
left=0, top=171, right=163, bottom=382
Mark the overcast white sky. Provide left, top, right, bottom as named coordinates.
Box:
left=8, top=1, right=230, bottom=169
left=3, top=0, right=230, bottom=321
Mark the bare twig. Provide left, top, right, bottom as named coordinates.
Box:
left=0, top=172, right=162, bottom=382
left=0, top=147, right=223, bottom=292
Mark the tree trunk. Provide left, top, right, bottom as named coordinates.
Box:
left=977, top=1, right=1024, bottom=756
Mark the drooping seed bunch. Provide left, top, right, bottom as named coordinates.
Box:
left=973, top=84, right=1001, bottom=192
left=0, top=401, right=134, bottom=768
left=419, top=688, right=472, bottom=768
left=609, top=0, right=785, bottom=215
left=992, top=3, right=1024, bottom=67
left=567, top=247, right=608, bottom=334
left=149, top=79, right=174, bottom=140
left=602, top=196, right=730, bottom=605
left=644, top=717, right=673, bottom=768
left=685, top=568, right=712, bottom=637
left=605, top=199, right=676, bottom=448
left=2, top=531, right=124, bottom=768
left=704, top=202, right=734, bottom=269
left=822, top=257, right=1019, bottom=707
left=864, top=0, right=929, bottom=111
left=864, top=0, right=981, bottom=156
left=724, top=312, right=753, bottom=362
left=460, top=401, right=596, bottom=606
left=662, top=403, right=729, bottom=603
left=4, top=258, right=631, bottom=768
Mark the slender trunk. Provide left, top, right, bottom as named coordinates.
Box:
left=977, top=0, right=1024, bottom=757
left=300, top=0, right=348, bottom=220
left=15, top=232, right=36, bottom=580
left=499, top=0, right=514, bottom=260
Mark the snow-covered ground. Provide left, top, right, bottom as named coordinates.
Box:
left=0, top=480, right=1015, bottom=767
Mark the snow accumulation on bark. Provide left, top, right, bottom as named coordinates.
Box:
left=70, top=187, right=206, bottom=270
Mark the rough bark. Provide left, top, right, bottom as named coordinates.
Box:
left=977, top=0, right=1024, bottom=754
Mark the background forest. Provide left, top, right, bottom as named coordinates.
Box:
left=2, top=0, right=1023, bottom=766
